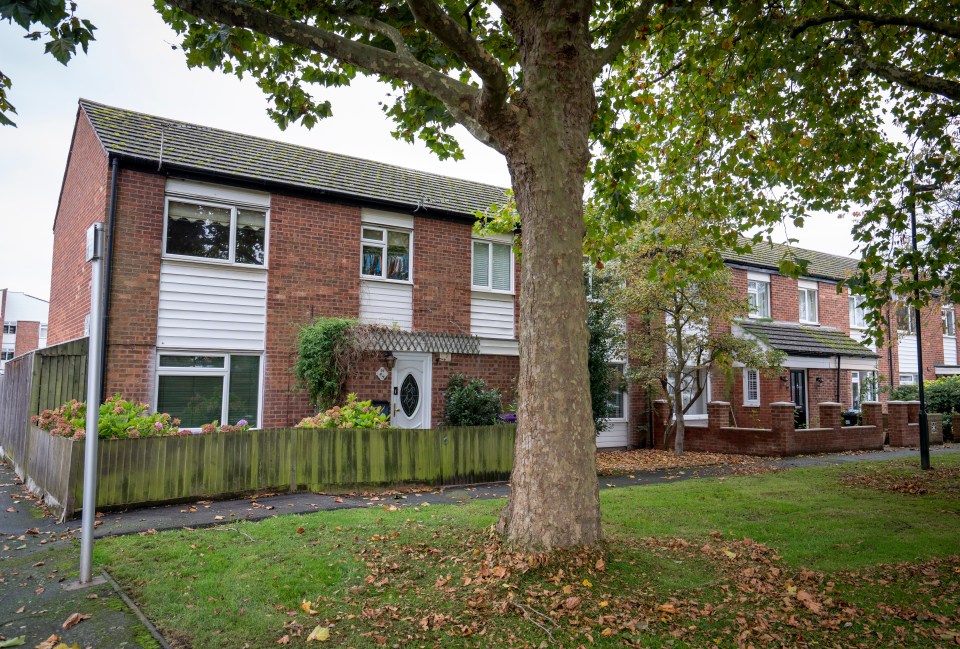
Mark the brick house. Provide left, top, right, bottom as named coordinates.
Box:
left=48, top=99, right=521, bottom=431
left=0, top=289, right=49, bottom=374
left=673, top=240, right=960, bottom=431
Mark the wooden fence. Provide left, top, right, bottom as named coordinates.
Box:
left=21, top=424, right=516, bottom=520
left=0, top=338, right=88, bottom=471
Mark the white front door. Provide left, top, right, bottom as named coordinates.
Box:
left=391, top=352, right=432, bottom=429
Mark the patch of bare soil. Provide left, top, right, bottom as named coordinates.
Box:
left=597, top=449, right=773, bottom=475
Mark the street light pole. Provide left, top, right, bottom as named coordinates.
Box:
left=908, top=180, right=935, bottom=471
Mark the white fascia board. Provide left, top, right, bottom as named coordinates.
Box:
left=361, top=208, right=414, bottom=229
left=747, top=270, right=771, bottom=282
left=166, top=178, right=271, bottom=207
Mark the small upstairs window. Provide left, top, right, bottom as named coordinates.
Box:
left=747, top=279, right=770, bottom=318
left=473, top=240, right=513, bottom=292
left=2, top=323, right=15, bottom=335
left=849, top=295, right=867, bottom=329
left=798, top=281, right=818, bottom=324
left=361, top=226, right=411, bottom=282
left=896, top=304, right=916, bottom=334
left=944, top=308, right=956, bottom=337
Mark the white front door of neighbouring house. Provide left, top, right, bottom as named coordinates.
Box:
left=391, top=352, right=432, bottom=429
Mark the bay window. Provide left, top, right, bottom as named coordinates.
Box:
left=473, top=240, right=513, bottom=292
left=156, top=353, right=261, bottom=429
left=361, top=226, right=410, bottom=281
left=165, top=199, right=266, bottom=266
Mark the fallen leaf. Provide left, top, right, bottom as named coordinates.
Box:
left=306, top=626, right=330, bottom=642
left=214, top=516, right=225, bottom=521
left=582, top=578, right=592, bottom=587
left=563, top=596, right=582, bottom=610
left=297, top=527, right=305, bottom=534
left=300, top=599, right=317, bottom=616
left=34, top=635, right=59, bottom=649
left=15, top=605, right=25, bottom=614
left=0, top=636, right=26, bottom=648
left=276, top=635, right=290, bottom=645
left=722, top=548, right=737, bottom=559
left=595, top=558, right=605, bottom=571
left=658, top=603, right=677, bottom=615
left=62, top=612, right=92, bottom=629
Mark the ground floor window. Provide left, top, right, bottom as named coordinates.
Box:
left=899, top=374, right=918, bottom=386
left=668, top=370, right=711, bottom=419
left=851, top=370, right=878, bottom=409
left=606, top=363, right=626, bottom=419
left=156, top=353, right=261, bottom=429
left=1, top=347, right=13, bottom=362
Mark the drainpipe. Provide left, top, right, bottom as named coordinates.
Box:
left=836, top=354, right=841, bottom=404
left=99, top=157, right=119, bottom=401
left=887, top=307, right=895, bottom=392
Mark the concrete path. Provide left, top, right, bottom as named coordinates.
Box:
left=1, top=443, right=956, bottom=647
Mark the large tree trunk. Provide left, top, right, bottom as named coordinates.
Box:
left=493, top=3, right=601, bottom=550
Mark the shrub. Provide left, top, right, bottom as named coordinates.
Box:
left=32, top=395, right=184, bottom=440
left=891, top=376, right=960, bottom=440
left=294, top=317, right=358, bottom=409
left=296, top=393, right=390, bottom=429
left=443, top=375, right=501, bottom=426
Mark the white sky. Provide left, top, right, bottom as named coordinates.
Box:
left=0, top=1, right=858, bottom=300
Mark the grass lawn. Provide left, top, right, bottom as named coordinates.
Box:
left=96, top=456, right=960, bottom=648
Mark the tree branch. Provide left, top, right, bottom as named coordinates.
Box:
left=845, top=32, right=960, bottom=103
left=345, top=14, right=412, bottom=58
left=791, top=10, right=960, bottom=40
left=589, top=0, right=657, bottom=74
left=166, top=0, right=483, bottom=133
left=405, top=0, right=511, bottom=121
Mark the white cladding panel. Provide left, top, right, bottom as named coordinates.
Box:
left=596, top=421, right=631, bottom=448
left=899, top=335, right=918, bottom=374
left=471, top=292, right=515, bottom=339
left=945, top=336, right=958, bottom=365
left=359, top=280, right=413, bottom=330
left=157, top=261, right=267, bottom=350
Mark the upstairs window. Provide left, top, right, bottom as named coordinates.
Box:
left=798, top=282, right=818, bottom=323
left=2, top=323, right=15, bottom=335
left=849, top=295, right=867, bottom=329
left=39, top=324, right=48, bottom=339
left=165, top=199, right=266, bottom=266
left=361, top=226, right=410, bottom=282
left=896, top=304, right=916, bottom=334
left=944, top=308, right=956, bottom=337
left=747, top=279, right=770, bottom=318
left=473, top=240, right=513, bottom=292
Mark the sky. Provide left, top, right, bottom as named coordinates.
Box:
left=0, top=1, right=860, bottom=301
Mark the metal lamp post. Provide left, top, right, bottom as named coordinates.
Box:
left=908, top=181, right=936, bottom=471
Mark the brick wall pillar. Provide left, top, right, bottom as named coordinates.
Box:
left=771, top=401, right=795, bottom=454
left=707, top=401, right=730, bottom=434
left=653, top=399, right=670, bottom=447
left=906, top=401, right=920, bottom=425
left=861, top=401, right=883, bottom=430
left=888, top=401, right=911, bottom=446
left=817, top=402, right=842, bottom=431
left=13, top=321, right=40, bottom=357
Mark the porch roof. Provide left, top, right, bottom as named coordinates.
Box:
left=738, top=320, right=878, bottom=359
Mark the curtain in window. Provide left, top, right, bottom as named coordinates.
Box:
left=236, top=209, right=266, bottom=265
left=157, top=375, right=223, bottom=428
left=491, top=244, right=511, bottom=290
left=167, top=201, right=231, bottom=260
left=473, top=241, right=489, bottom=287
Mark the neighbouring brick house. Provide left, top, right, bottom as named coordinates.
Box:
left=48, top=99, right=523, bottom=431
left=0, top=289, right=48, bottom=374
left=668, top=240, right=960, bottom=433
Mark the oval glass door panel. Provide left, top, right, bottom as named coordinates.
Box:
left=400, top=374, right=420, bottom=417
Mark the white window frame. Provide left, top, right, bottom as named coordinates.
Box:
left=743, top=368, right=761, bottom=406
left=1, top=348, right=14, bottom=362
left=798, top=280, right=818, bottom=324
left=896, top=304, right=916, bottom=334
left=851, top=370, right=877, bottom=409
left=667, top=370, right=711, bottom=422
left=360, top=225, right=413, bottom=284
left=943, top=307, right=956, bottom=338
left=39, top=324, right=48, bottom=339
left=2, top=323, right=16, bottom=335
left=154, top=352, right=264, bottom=430
left=162, top=196, right=270, bottom=268
left=747, top=273, right=771, bottom=319
left=899, top=374, right=918, bottom=386
left=849, top=295, right=868, bottom=329
left=606, top=362, right=628, bottom=422
left=472, top=239, right=514, bottom=294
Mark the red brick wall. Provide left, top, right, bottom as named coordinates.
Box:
left=13, top=321, right=40, bottom=357
left=103, top=170, right=166, bottom=403
left=413, top=216, right=471, bottom=335
left=261, top=194, right=362, bottom=428
left=47, top=110, right=110, bottom=345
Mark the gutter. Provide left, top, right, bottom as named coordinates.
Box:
left=99, top=156, right=119, bottom=401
